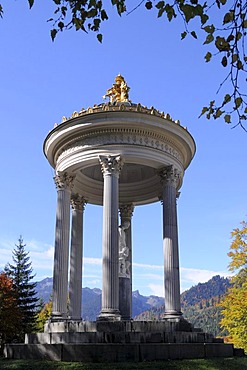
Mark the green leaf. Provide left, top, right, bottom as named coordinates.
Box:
left=204, top=33, right=214, bottom=44
left=223, top=11, right=234, bottom=24
left=223, top=94, right=231, bottom=104
left=58, top=21, right=64, bottom=30
left=97, top=33, right=103, bottom=43
left=164, top=4, right=176, bottom=22
left=224, top=114, right=231, bottom=123
left=191, top=30, right=197, bottom=39
left=203, top=24, right=215, bottom=33
left=50, top=29, right=57, bottom=41
left=158, top=8, right=165, bottom=17
left=181, top=4, right=195, bottom=23
left=145, top=1, right=153, bottom=10
left=221, top=56, right=227, bottom=67
left=243, top=20, right=247, bottom=28
left=232, top=54, right=238, bottom=63
left=28, top=0, right=34, bottom=9
left=205, top=51, right=212, bottom=62
left=235, top=97, right=243, bottom=109
left=156, top=1, right=165, bottom=9
left=181, top=31, right=187, bottom=39
left=101, top=9, right=108, bottom=20
left=237, top=60, right=243, bottom=70
left=220, top=0, right=227, bottom=4
left=236, top=31, right=242, bottom=41
left=199, top=106, right=209, bottom=118
left=215, top=109, right=223, bottom=118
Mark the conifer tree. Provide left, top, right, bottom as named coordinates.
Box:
left=5, top=236, right=39, bottom=341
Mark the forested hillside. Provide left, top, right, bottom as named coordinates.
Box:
left=135, top=275, right=231, bottom=337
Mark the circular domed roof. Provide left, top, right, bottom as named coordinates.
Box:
left=44, top=100, right=195, bottom=206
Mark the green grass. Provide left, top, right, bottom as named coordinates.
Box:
left=0, top=357, right=247, bottom=370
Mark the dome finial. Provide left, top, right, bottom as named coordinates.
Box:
left=103, top=75, right=130, bottom=103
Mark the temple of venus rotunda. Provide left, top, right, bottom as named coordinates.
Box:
left=44, top=74, right=196, bottom=323
left=5, top=76, right=237, bottom=361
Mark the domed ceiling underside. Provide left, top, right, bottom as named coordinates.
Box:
left=74, top=163, right=163, bottom=206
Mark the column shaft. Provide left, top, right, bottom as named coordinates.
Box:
left=98, top=155, right=123, bottom=321
left=68, top=194, right=86, bottom=320
left=52, top=172, right=74, bottom=320
left=160, top=166, right=182, bottom=320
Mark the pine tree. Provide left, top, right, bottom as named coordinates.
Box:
left=5, top=236, right=39, bottom=341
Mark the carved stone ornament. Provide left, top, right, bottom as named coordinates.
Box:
left=57, top=128, right=182, bottom=165
left=54, top=172, right=75, bottom=191
left=159, top=166, right=180, bottom=188
left=119, top=204, right=134, bottom=220
left=99, top=155, right=123, bottom=176
left=71, top=193, right=86, bottom=211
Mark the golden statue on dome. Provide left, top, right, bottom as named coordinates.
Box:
left=103, top=74, right=130, bottom=103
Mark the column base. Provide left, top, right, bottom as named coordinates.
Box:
left=51, top=312, right=68, bottom=322
left=97, top=310, right=121, bottom=322
left=162, top=310, right=183, bottom=322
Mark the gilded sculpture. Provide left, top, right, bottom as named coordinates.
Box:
left=103, top=74, right=130, bottom=103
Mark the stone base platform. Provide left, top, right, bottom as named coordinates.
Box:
left=4, top=343, right=235, bottom=362
left=3, top=320, right=237, bottom=362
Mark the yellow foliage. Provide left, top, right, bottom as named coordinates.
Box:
left=36, top=301, right=52, bottom=332
left=220, top=221, right=247, bottom=352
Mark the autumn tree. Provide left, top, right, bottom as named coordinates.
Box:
left=0, top=0, right=246, bottom=128
left=220, top=221, right=247, bottom=351
left=36, top=300, right=52, bottom=332
left=0, top=272, right=21, bottom=350
left=5, top=236, right=39, bottom=341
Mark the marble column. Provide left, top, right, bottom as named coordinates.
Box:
left=160, top=166, right=182, bottom=321
left=52, top=172, right=75, bottom=320
left=119, top=204, right=134, bottom=320
left=68, top=194, right=86, bottom=321
left=98, top=155, right=123, bottom=321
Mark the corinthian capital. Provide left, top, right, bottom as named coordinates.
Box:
left=119, top=204, right=134, bottom=220
left=54, top=172, right=75, bottom=191
left=99, top=155, right=123, bottom=176
left=159, top=166, right=180, bottom=188
left=71, top=193, right=86, bottom=211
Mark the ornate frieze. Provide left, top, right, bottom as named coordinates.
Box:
left=99, top=155, right=123, bottom=176
left=159, top=166, right=180, bottom=188
left=54, top=172, right=75, bottom=191
left=56, top=128, right=182, bottom=164
left=71, top=193, right=86, bottom=211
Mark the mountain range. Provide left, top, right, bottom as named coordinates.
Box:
left=35, top=277, right=164, bottom=320
left=36, top=275, right=231, bottom=335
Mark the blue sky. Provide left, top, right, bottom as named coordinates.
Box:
left=0, top=1, right=246, bottom=297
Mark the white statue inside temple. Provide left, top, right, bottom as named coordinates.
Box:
left=118, top=221, right=130, bottom=278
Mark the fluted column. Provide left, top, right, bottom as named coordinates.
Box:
left=160, top=166, right=182, bottom=321
left=52, top=172, right=75, bottom=320
left=98, top=155, right=123, bottom=321
left=68, top=194, right=86, bottom=321
left=119, top=204, right=134, bottom=320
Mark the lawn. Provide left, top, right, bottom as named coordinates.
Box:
left=0, top=357, right=247, bottom=370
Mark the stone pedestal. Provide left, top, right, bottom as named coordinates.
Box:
left=98, top=155, right=123, bottom=321
left=52, top=172, right=74, bottom=320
